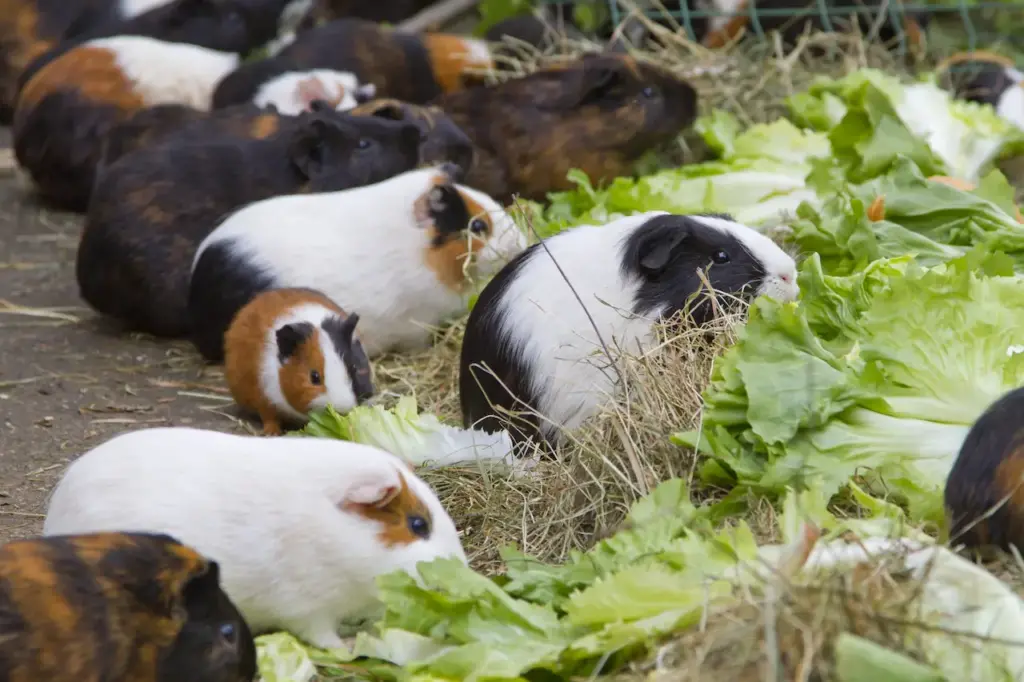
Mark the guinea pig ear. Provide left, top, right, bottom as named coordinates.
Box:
left=438, top=161, right=465, bottom=185
left=632, top=220, right=691, bottom=275
left=369, top=102, right=405, bottom=121
left=341, top=469, right=402, bottom=510
left=354, top=83, right=377, bottom=104
left=276, top=321, right=315, bottom=363
left=548, top=59, right=628, bottom=110
left=289, top=119, right=329, bottom=179
left=422, top=182, right=472, bottom=239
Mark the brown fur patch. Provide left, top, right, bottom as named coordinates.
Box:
left=344, top=469, right=433, bottom=547
left=422, top=34, right=492, bottom=94
left=903, top=17, right=924, bottom=51
left=249, top=113, right=280, bottom=139
left=225, top=287, right=348, bottom=436
left=18, top=45, right=146, bottom=113
left=702, top=13, right=749, bottom=48
left=936, top=49, right=1017, bottom=73
left=0, top=3, right=54, bottom=110
left=996, top=445, right=1024, bottom=510
left=416, top=174, right=492, bottom=293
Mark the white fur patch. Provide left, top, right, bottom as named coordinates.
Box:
left=701, top=0, right=747, bottom=33
left=482, top=212, right=797, bottom=442
left=998, top=85, right=1024, bottom=131
left=194, top=167, right=527, bottom=358
left=462, top=38, right=493, bottom=65
left=252, top=70, right=368, bottom=115
left=88, top=36, right=240, bottom=110
left=117, top=0, right=174, bottom=18
left=41, top=427, right=467, bottom=650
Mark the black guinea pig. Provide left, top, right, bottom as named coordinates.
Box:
left=76, top=106, right=422, bottom=339
left=434, top=52, right=698, bottom=204
left=212, top=18, right=495, bottom=108
left=0, top=530, right=256, bottom=682
left=945, top=385, right=1024, bottom=552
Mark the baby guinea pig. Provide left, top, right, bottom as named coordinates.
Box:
left=188, top=163, right=527, bottom=363
left=76, top=107, right=422, bottom=339
left=13, top=36, right=240, bottom=212
left=459, top=211, right=799, bottom=449
left=213, top=18, right=494, bottom=108
left=0, top=531, right=256, bottom=682
left=42, top=427, right=468, bottom=651
left=944, top=385, right=1024, bottom=552
left=938, top=51, right=1024, bottom=130
left=435, top=52, right=699, bottom=203
left=224, top=287, right=375, bottom=436
left=350, top=97, right=475, bottom=173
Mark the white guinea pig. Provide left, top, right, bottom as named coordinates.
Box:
left=42, top=427, right=467, bottom=650
left=252, top=69, right=377, bottom=115
left=459, top=211, right=800, bottom=448
left=187, top=163, right=528, bottom=363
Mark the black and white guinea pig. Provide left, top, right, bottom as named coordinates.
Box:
left=944, top=385, right=1024, bottom=552
left=188, top=163, right=527, bottom=364
left=938, top=51, right=1024, bottom=130
left=13, top=35, right=240, bottom=212
left=224, top=286, right=375, bottom=436
left=42, top=427, right=468, bottom=651
left=459, top=211, right=800, bottom=449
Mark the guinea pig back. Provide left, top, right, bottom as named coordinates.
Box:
left=0, top=531, right=256, bottom=682
left=435, top=52, right=699, bottom=202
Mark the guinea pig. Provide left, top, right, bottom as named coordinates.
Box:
left=434, top=52, right=699, bottom=203
left=459, top=211, right=799, bottom=449
left=212, top=18, right=494, bottom=108
left=0, top=530, right=256, bottom=682
left=937, top=51, right=1024, bottom=130
left=224, top=287, right=375, bottom=435
left=188, top=163, right=527, bottom=364
left=13, top=36, right=240, bottom=212
left=350, top=97, right=474, bottom=173
left=944, top=386, right=1024, bottom=552
left=76, top=107, right=422, bottom=339
left=42, top=427, right=468, bottom=651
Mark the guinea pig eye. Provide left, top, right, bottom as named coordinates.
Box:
left=357, top=138, right=372, bottom=150
left=219, top=623, right=237, bottom=645
left=712, top=250, right=730, bottom=264
left=469, top=218, right=488, bottom=234
left=406, top=514, right=430, bottom=539
left=641, top=86, right=656, bottom=99
left=310, top=370, right=322, bottom=385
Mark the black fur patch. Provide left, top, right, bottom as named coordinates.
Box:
left=188, top=237, right=277, bottom=363
left=275, top=322, right=315, bottom=363
left=459, top=243, right=545, bottom=450
left=211, top=56, right=291, bottom=110
left=321, top=314, right=375, bottom=402
left=621, top=214, right=767, bottom=323
left=947, top=61, right=1016, bottom=108
left=426, top=183, right=470, bottom=246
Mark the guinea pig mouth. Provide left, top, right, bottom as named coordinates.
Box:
left=758, top=275, right=800, bottom=303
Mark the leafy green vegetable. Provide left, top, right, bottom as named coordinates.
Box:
left=299, top=396, right=515, bottom=470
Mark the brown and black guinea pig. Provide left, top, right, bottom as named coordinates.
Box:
left=13, top=35, right=242, bottom=212
left=945, top=385, right=1024, bottom=554
left=0, top=0, right=293, bottom=124
left=75, top=105, right=422, bottom=340
left=212, top=18, right=494, bottom=109
left=0, top=530, right=256, bottom=682
left=434, top=52, right=698, bottom=204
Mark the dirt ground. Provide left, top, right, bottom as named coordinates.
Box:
left=0, top=129, right=255, bottom=545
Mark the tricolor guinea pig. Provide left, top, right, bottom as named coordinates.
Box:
left=76, top=107, right=422, bottom=339
left=0, top=531, right=256, bottom=682
left=938, top=51, right=1024, bottom=130
left=435, top=52, right=698, bottom=203
left=188, top=163, right=527, bottom=363
left=214, top=18, right=494, bottom=107
left=224, top=287, right=375, bottom=435
left=350, top=97, right=474, bottom=172
left=944, top=386, right=1024, bottom=552
left=42, top=427, right=468, bottom=651
left=13, top=36, right=240, bottom=212
left=459, top=211, right=799, bottom=448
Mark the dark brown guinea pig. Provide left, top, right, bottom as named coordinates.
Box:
left=213, top=18, right=494, bottom=109
left=75, top=106, right=422, bottom=339
left=0, top=531, right=256, bottom=682
left=13, top=35, right=241, bottom=212
left=945, top=386, right=1024, bottom=553
left=435, top=52, right=698, bottom=204
left=350, top=97, right=475, bottom=174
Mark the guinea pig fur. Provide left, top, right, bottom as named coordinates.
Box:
left=212, top=18, right=494, bottom=108
left=299, top=0, right=436, bottom=24
left=224, top=287, right=375, bottom=436
left=350, top=97, right=474, bottom=173
left=459, top=211, right=799, bottom=448
left=42, top=427, right=468, bottom=650
left=188, top=164, right=527, bottom=364
left=944, top=385, right=1024, bottom=552
left=250, top=68, right=376, bottom=115
left=76, top=107, right=422, bottom=339
left=0, top=530, right=256, bottom=682
left=938, top=51, right=1024, bottom=130
left=14, top=35, right=240, bottom=212
left=435, top=52, right=699, bottom=203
